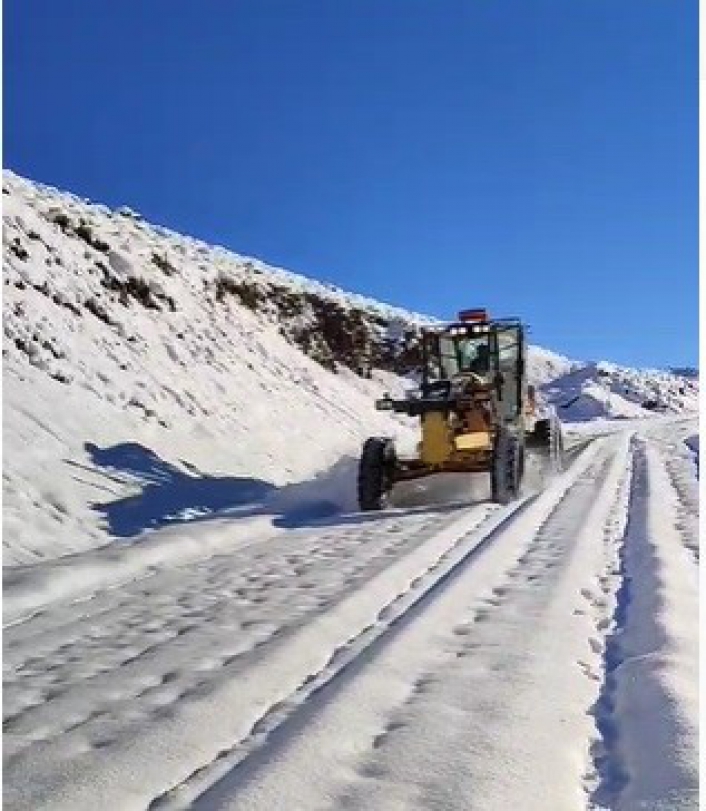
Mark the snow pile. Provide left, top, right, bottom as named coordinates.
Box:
left=526, top=345, right=578, bottom=387
left=543, top=362, right=698, bottom=422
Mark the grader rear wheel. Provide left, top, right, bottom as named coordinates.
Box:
left=491, top=431, right=522, bottom=505
left=532, top=416, right=565, bottom=472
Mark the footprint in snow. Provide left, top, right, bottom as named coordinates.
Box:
left=577, top=660, right=600, bottom=682
left=412, top=674, right=435, bottom=694
left=588, top=637, right=604, bottom=655
left=596, top=617, right=612, bottom=632
left=372, top=719, right=405, bottom=749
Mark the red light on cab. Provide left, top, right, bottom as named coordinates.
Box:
left=457, top=308, right=488, bottom=323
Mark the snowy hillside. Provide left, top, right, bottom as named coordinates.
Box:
left=2, top=172, right=698, bottom=811
left=2, top=170, right=697, bottom=567
left=3, top=171, right=429, bottom=564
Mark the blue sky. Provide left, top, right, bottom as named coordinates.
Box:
left=5, top=0, right=697, bottom=368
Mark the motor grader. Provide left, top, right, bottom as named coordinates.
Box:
left=358, top=309, right=563, bottom=510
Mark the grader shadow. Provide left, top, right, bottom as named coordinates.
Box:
left=79, top=442, right=476, bottom=539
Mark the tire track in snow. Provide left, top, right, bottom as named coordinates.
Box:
left=3, top=509, right=478, bottom=757
left=332, top=453, right=624, bottom=811
left=147, top=499, right=522, bottom=809
left=586, top=438, right=698, bottom=810
left=154, top=440, right=619, bottom=811
left=662, top=448, right=699, bottom=565
left=326, top=442, right=632, bottom=811
left=580, top=438, right=635, bottom=806
left=4, top=501, right=509, bottom=811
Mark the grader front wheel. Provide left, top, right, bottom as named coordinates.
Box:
left=358, top=437, right=397, bottom=511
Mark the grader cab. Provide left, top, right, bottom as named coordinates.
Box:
left=358, top=309, right=563, bottom=510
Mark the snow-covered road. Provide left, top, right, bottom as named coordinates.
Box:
left=3, top=422, right=698, bottom=811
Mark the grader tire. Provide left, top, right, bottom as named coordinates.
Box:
left=530, top=416, right=565, bottom=473
left=532, top=418, right=552, bottom=447
left=358, top=437, right=396, bottom=511
left=491, top=432, right=522, bottom=505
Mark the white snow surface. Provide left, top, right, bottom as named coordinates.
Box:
left=2, top=171, right=699, bottom=810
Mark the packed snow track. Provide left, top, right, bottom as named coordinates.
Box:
left=3, top=422, right=697, bottom=811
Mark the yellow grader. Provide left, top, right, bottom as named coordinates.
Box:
left=358, top=309, right=563, bottom=510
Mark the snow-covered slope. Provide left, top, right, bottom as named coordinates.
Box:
left=3, top=171, right=423, bottom=564
left=3, top=172, right=698, bottom=811
left=2, top=171, right=697, bottom=566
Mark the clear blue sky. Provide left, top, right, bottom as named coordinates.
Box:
left=5, top=0, right=697, bottom=368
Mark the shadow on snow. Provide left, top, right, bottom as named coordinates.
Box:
left=82, top=442, right=277, bottom=538
left=80, top=442, right=471, bottom=540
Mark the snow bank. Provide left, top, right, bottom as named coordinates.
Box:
left=543, top=363, right=697, bottom=423
left=3, top=515, right=281, bottom=626
left=605, top=441, right=698, bottom=810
